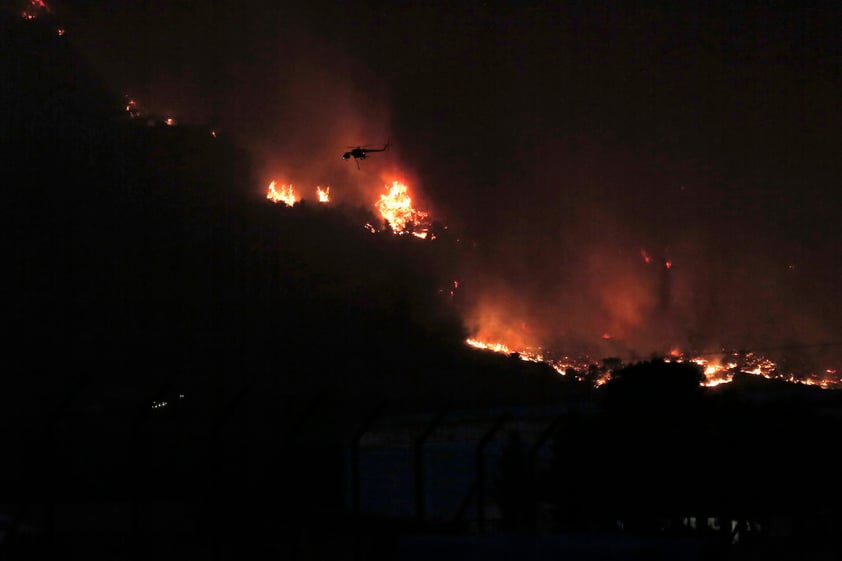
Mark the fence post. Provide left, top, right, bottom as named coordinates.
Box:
left=351, top=401, right=388, bottom=516
left=350, top=401, right=388, bottom=561
left=527, top=414, right=564, bottom=532
left=476, top=412, right=511, bottom=534
left=414, top=407, right=449, bottom=522
left=208, top=384, right=250, bottom=561
left=43, top=374, right=88, bottom=548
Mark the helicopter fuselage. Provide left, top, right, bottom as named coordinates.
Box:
left=342, top=144, right=389, bottom=161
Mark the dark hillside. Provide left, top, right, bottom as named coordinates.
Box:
left=2, top=10, right=573, bottom=498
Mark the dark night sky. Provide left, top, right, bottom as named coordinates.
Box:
left=45, top=1, right=842, bottom=369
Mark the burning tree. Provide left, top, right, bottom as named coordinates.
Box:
left=375, top=180, right=431, bottom=238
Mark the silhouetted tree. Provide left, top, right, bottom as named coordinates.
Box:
left=580, top=360, right=708, bottom=521
left=600, top=358, right=705, bottom=419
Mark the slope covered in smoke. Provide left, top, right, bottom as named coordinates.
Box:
left=32, top=1, right=842, bottom=381
left=2, top=10, right=574, bottom=423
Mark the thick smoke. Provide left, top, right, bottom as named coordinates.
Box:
left=59, top=0, right=401, bottom=206
left=457, top=134, right=842, bottom=372
left=59, top=1, right=842, bottom=374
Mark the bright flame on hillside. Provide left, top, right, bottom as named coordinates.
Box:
left=465, top=338, right=612, bottom=385
left=266, top=181, right=298, bottom=206
left=265, top=183, right=331, bottom=205
left=317, top=186, right=330, bottom=203
left=466, top=337, right=841, bottom=390
left=376, top=180, right=430, bottom=238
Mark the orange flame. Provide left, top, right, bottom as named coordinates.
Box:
left=375, top=180, right=430, bottom=238
left=316, top=186, right=330, bottom=203
left=467, top=334, right=841, bottom=390
left=266, top=181, right=298, bottom=206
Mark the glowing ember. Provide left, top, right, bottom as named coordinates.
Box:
left=447, top=280, right=458, bottom=299
left=316, top=186, right=330, bottom=203
left=21, top=0, right=50, bottom=19
left=266, top=181, right=298, bottom=206
left=642, top=248, right=672, bottom=269
left=466, top=337, right=842, bottom=390
left=375, top=180, right=430, bottom=238
left=124, top=97, right=143, bottom=119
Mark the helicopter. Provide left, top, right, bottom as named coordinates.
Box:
left=342, top=143, right=390, bottom=169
